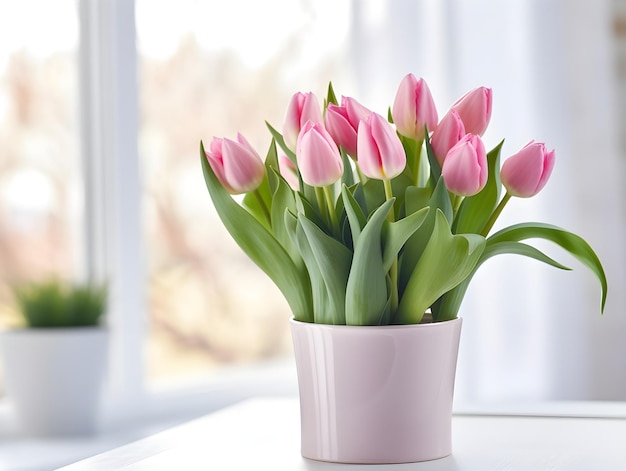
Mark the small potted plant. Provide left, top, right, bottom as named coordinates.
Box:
left=0, top=278, right=108, bottom=437
left=199, top=75, right=607, bottom=463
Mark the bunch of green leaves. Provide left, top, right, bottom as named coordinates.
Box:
left=200, top=83, right=607, bottom=326
left=13, top=279, right=107, bottom=328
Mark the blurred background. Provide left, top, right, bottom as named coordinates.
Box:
left=0, top=0, right=625, bottom=442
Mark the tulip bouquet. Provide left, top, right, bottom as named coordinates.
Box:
left=200, top=74, right=607, bottom=325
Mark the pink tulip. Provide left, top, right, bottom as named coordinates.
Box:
left=296, top=120, right=343, bottom=187
left=279, top=155, right=300, bottom=191
left=451, top=86, right=492, bottom=136
left=283, top=92, right=323, bottom=152
left=205, top=134, right=265, bottom=195
left=357, top=113, right=406, bottom=180
left=324, top=96, right=372, bottom=158
left=391, top=74, right=439, bottom=141
left=431, top=109, right=466, bottom=166
left=441, top=134, right=487, bottom=196
left=500, top=141, right=555, bottom=198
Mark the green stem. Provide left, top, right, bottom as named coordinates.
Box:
left=452, top=193, right=463, bottom=214
left=383, top=178, right=399, bottom=314
left=413, top=140, right=423, bottom=186
left=315, top=186, right=328, bottom=223
left=383, top=178, right=394, bottom=203
left=253, top=189, right=271, bottom=227
left=323, top=185, right=339, bottom=235
left=480, top=192, right=512, bottom=237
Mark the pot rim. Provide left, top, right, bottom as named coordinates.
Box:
left=0, top=326, right=108, bottom=336
left=290, top=316, right=461, bottom=331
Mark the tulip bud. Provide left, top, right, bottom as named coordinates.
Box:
left=283, top=92, right=323, bottom=152
left=500, top=141, right=555, bottom=198
left=391, top=74, right=439, bottom=141
left=324, top=96, right=372, bottom=158
left=357, top=113, right=406, bottom=180
left=205, top=133, right=265, bottom=195
left=278, top=155, right=300, bottom=191
left=441, top=134, right=487, bottom=196
left=296, top=120, right=343, bottom=187
left=431, top=109, right=466, bottom=166
left=451, top=86, right=492, bottom=136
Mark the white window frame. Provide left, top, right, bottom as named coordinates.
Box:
left=79, top=0, right=145, bottom=405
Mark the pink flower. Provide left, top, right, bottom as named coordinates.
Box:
left=431, top=109, right=466, bottom=166
left=324, top=96, right=372, bottom=158
left=357, top=113, right=406, bottom=180
left=451, top=86, right=492, bottom=136
left=391, top=74, right=438, bottom=141
left=500, top=141, right=556, bottom=198
left=283, top=92, right=323, bottom=152
left=441, top=134, right=488, bottom=196
left=278, top=155, right=300, bottom=191
left=205, top=134, right=265, bottom=195
left=296, top=121, right=343, bottom=187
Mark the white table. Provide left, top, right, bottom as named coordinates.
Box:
left=60, top=398, right=626, bottom=470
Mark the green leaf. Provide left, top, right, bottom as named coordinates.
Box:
left=326, top=81, right=339, bottom=107
left=295, top=214, right=352, bottom=325
left=340, top=148, right=355, bottom=187
left=341, top=185, right=367, bottom=247
left=294, top=192, right=328, bottom=234
left=264, top=138, right=280, bottom=194
left=488, top=222, right=608, bottom=312
left=270, top=170, right=303, bottom=266
left=265, top=121, right=296, bottom=163
left=396, top=210, right=485, bottom=324
left=382, top=207, right=429, bottom=272
left=453, top=140, right=504, bottom=234
left=242, top=139, right=280, bottom=228
left=363, top=173, right=413, bottom=219
left=200, top=141, right=313, bottom=322
left=483, top=241, right=572, bottom=270
left=424, top=133, right=441, bottom=188
left=398, top=135, right=419, bottom=183
left=345, top=199, right=395, bottom=325
left=398, top=177, right=452, bottom=296
left=404, top=186, right=431, bottom=215
left=434, top=240, right=572, bottom=321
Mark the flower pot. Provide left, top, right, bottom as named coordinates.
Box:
left=290, top=317, right=462, bottom=464
left=0, top=327, right=108, bottom=437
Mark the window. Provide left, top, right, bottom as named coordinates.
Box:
left=136, top=0, right=353, bottom=387
left=0, top=1, right=80, bottom=395
left=2, top=0, right=624, bottom=418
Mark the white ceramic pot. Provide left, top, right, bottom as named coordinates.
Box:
left=290, top=317, right=462, bottom=464
left=0, top=327, right=108, bottom=437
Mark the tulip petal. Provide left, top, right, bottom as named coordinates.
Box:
left=392, top=74, right=438, bottom=140
left=296, top=121, right=343, bottom=187
left=431, top=110, right=465, bottom=165
left=222, top=137, right=265, bottom=194
left=357, top=113, right=406, bottom=180
left=325, top=103, right=358, bottom=157
left=501, top=141, right=555, bottom=197
left=441, top=134, right=487, bottom=196
left=452, top=87, right=492, bottom=136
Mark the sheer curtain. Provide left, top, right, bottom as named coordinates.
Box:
left=349, top=0, right=626, bottom=402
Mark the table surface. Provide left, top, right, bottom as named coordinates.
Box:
left=60, top=398, right=626, bottom=471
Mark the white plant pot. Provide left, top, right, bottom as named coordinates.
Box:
left=291, top=317, right=462, bottom=464
left=0, top=327, right=108, bottom=437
